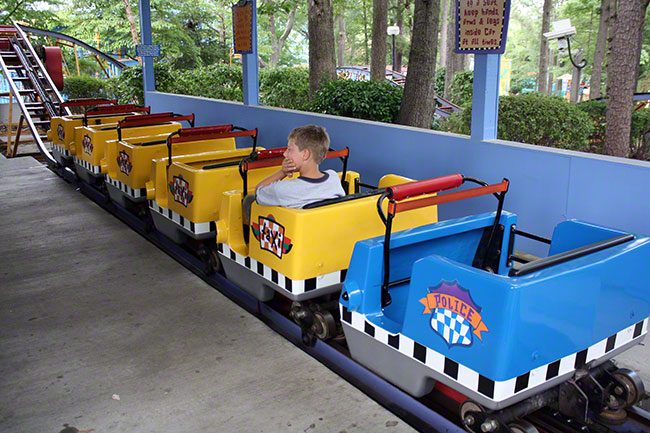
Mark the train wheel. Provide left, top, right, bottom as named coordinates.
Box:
left=312, top=310, right=336, bottom=341
left=612, top=368, right=645, bottom=407
left=508, top=420, right=539, bottom=433
left=459, top=399, right=484, bottom=432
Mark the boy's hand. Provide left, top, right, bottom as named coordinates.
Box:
left=282, top=158, right=296, bottom=178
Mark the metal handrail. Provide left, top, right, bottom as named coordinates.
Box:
left=0, top=54, right=57, bottom=166
left=13, top=21, right=69, bottom=116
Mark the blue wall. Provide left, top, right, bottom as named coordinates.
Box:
left=148, top=91, right=650, bottom=256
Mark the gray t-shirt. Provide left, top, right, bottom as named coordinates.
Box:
left=256, top=169, right=345, bottom=208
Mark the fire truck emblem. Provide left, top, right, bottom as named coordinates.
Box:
left=117, top=151, right=132, bottom=175
left=82, top=134, right=93, bottom=155
left=168, top=175, right=193, bottom=207
left=419, top=280, right=488, bottom=347
left=57, top=124, right=64, bottom=141
left=252, top=215, right=292, bottom=258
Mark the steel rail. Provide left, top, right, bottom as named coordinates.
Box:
left=13, top=22, right=69, bottom=116
left=0, top=53, right=57, bottom=166
left=17, top=23, right=127, bottom=72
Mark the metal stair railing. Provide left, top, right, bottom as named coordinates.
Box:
left=0, top=27, right=57, bottom=166
left=14, top=22, right=69, bottom=116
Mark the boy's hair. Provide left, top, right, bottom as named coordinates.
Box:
left=288, top=125, right=330, bottom=164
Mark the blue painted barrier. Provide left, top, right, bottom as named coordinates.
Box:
left=147, top=91, right=650, bottom=257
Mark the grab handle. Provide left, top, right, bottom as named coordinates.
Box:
left=117, top=113, right=195, bottom=141
left=166, top=126, right=257, bottom=167
left=61, top=98, right=116, bottom=114
left=83, top=104, right=150, bottom=125
left=377, top=174, right=509, bottom=307
left=387, top=174, right=463, bottom=201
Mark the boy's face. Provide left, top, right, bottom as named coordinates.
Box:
left=283, top=139, right=309, bottom=170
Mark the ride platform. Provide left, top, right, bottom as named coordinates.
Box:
left=0, top=155, right=418, bottom=433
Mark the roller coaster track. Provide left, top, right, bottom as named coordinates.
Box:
left=0, top=22, right=65, bottom=166
left=336, top=66, right=462, bottom=119
left=17, top=24, right=127, bottom=70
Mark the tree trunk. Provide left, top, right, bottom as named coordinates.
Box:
left=443, top=14, right=465, bottom=100
left=266, top=2, right=298, bottom=68
left=537, top=0, right=553, bottom=94
left=371, top=0, right=388, bottom=81
left=363, top=0, right=370, bottom=64
left=604, top=0, right=648, bottom=157
left=634, top=0, right=650, bottom=85
left=122, top=0, right=141, bottom=65
left=439, top=0, right=449, bottom=68
left=337, top=13, right=346, bottom=67
left=396, top=0, right=440, bottom=128
left=443, top=14, right=455, bottom=99
left=308, top=0, right=337, bottom=98
left=591, top=0, right=614, bottom=99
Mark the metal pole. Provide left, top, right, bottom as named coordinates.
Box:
left=392, top=34, right=396, bottom=73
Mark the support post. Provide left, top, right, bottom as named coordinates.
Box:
left=138, top=0, right=156, bottom=105
left=242, top=0, right=259, bottom=106
left=6, top=87, right=13, bottom=156
left=471, top=54, right=501, bottom=141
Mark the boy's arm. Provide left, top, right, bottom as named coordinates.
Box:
left=255, top=158, right=296, bottom=192
left=255, top=169, right=286, bottom=192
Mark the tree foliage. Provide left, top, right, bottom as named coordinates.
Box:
left=442, top=94, right=595, bottom=151
left=310, top=79, right=403, bottom=123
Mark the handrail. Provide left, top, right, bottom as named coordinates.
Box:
left=83, top=104, right=150, bottom=126
left=61, top=98, right=116, bottom=114
left=509, top=234, right=635, bottom=277
left=0, top=47, right=57, bottom=167
left=377, top=175, right=509, bottom=307
left=13, top=22, right=69, bottom=115
left=165, top=124, right=252, bottom=167
left=117, top=113, right=194, bottom=141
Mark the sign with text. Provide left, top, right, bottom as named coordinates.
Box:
left=232, top=1, right=253, bottom=54
left=455, top=0, right=511, bottom=54
left=135, top=44, right=161, bottom=58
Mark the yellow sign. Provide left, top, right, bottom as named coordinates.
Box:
left=456, top=0, right=511, bottom=54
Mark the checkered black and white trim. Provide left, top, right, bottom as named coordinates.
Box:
left=218, top=243, right=347, bottom=297
left=105, top=174, right=146, bottom=199
left=52, top=143, right=70, bottom=156
left=341, top=306, right=648, bottom=404
left=149, top=200, right=216, bottom=235
left=73, top=156, right=101, bottom=175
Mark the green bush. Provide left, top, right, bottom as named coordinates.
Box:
left=449, top=70, right=473, bottom=105
left=104, top=63, right=174, bottom=104
left=62, top=75, right=107, bottom=100
left=168, top=64, right=243, bottom=101
left=576, top=100, right=650, bottom=159
left=434, top=67, right=445, bottom=96
left=443, top=94, right=594, bottom=150
left=575, top=100, right=607, bottom=154
left=260, top=67, right=310, bottom=111
left=310, top=79, right=403, bottom=123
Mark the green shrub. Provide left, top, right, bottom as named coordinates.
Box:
left=575, top=100, right=607, bottom=154
left=310, top=79, right=403, bottom=123
left=449, top=70, right=473, bottom=105
left=105, top=63, right=178, bottom=104
left=168, top=64, right=243, bottom=101
left=443, top=94, right=594, bottom=150
left=576, top=101, right=650, bottom=159
left=62, top=75, right=107, bottom=100
left=434, top=67, right=445, bottom=96
left=260, top=67, right=309, bottom=111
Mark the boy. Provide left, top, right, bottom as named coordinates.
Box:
left=242, top=125, right=345, bottom=224
left=254, top=125, right=345, bottom=208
